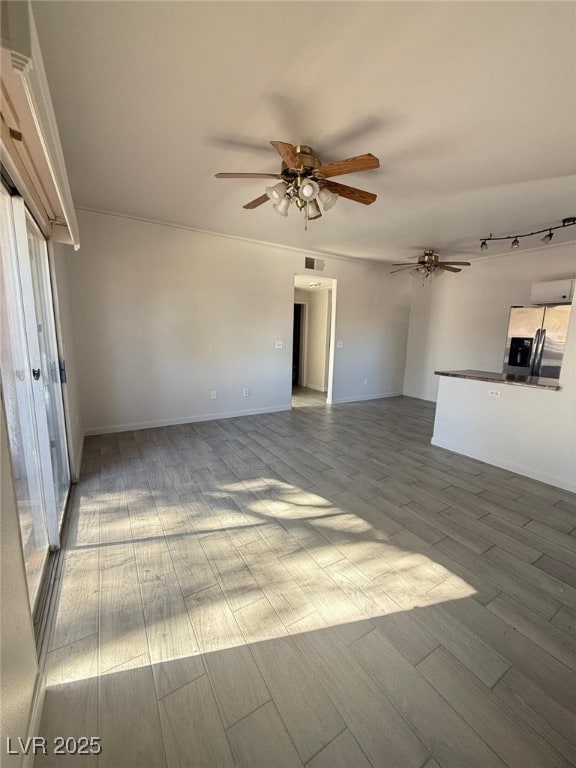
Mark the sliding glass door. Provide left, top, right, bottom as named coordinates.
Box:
left=27, top=215, right=70, bottom=527
left=0, top=183, right=70, bottom=609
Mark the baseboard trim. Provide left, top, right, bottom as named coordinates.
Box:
left=431, top=436, right=576, bottom=493
left=331, top=391, right=403, bottom=405
left=84, top=405, right=292, bottom=436
left=72, top=431, right=84, bottom=483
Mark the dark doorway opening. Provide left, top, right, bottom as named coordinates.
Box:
left=292, top=303, right=303, bottom=386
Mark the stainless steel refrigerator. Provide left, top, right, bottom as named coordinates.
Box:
left=503, top=304, right=572, bottom=379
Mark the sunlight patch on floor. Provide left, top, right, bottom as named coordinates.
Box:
left=48, top=475, right=477, bottom=687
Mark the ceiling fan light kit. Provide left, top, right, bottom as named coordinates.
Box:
left=265, top=182, right=288, bottom=201
left=215, top=141, right=379, bottom=229
left=298, top=179, right=320, bottom=202
left=273, top=196, right=291, bottom=217
left=318, top=186, right=339, bottom=210
left=306, top=198, right=322, bottom=221
left=480, top=216, right=576, bottom=251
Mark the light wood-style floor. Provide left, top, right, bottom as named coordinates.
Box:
left=292, top=386, right=327, bottom=408
left=37, top=396, right=576, bottom=767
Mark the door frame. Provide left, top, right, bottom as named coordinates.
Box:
left=47, top=239, right=79, bottom=483
left=292, top=276, right=337, bottom=404
left=326, top=280, right=337, bottom=404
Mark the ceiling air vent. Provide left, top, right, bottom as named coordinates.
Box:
left=305, top=257, right=325, bottom=271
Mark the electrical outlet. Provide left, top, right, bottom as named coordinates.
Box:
left=488, top=389, right=501, bottom=398
left=210, top=390, right=217, bottom=400
left=363, top=378, right=368, bottom=386
left=336, top=341, right=344, bottom=349
left=243, top=388, right=249, bottom=397
left=275, top=340, right=283, bottom=349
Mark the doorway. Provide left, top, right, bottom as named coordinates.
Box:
left=293, top=302, right=305, bottom=387
left=292, top=275, right=336, bottom=407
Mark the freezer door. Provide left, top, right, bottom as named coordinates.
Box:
left=538, top=304, right=572, bottom=378
left=507, top=306, right=545, bottom=337
left=503, top=306, right=545, bottom=374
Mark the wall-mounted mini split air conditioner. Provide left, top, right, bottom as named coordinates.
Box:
left=530, top=279, right=574, bottom=305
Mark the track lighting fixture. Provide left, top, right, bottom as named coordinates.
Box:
left=479, top=217, right=576, bottom=251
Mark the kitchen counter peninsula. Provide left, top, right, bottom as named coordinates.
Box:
left=435, top=368, right=561, bottom=391
left=431, top=366, right=574, bottom=492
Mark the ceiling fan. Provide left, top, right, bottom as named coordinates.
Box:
left=215, top=141, right=379, bottom=225
left=391, top=249, right=471, bottom=278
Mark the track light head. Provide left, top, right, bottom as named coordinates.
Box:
left=480, top=240, right=488, bottom=251
left=511, top=237, right=520, bottom=249
left=542, top=230, right=554, bottom=244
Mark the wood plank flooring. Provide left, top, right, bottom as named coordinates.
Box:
left=36, top=395, right=576, bottom=767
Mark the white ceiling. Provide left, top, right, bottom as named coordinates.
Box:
left=32, top=1, right=576, bottom=265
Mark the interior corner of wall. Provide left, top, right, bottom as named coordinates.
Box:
left=22, top=671, right=46, bottom=768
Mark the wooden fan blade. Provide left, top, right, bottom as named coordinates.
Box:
left=324, top=180, right=377, bottom=205
left=439, top=261, right=471, bottom=266
left=215, top=172, right=281, bottom=179
left=440, top=265, right=462, bottom=273
left=270, top=141, right=303, bottom=171
left=390, top=265, right=415, bottom=273
left=243, top=194, right=270, bottom=210
left=317, top=153, right=380, bottom=178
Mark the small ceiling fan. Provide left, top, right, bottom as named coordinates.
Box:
left=391, top=249, right=471, bottom=278
left=215, top=141, right=379, bottom=224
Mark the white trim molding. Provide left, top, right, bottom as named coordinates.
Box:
left=1, top=1, right=79, bottom=249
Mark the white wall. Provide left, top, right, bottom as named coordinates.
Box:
left=63, top=210, right=412, bottom=434
left=0, top=400, right=41, bottom=767
left=403, top=242, right=576, bottom=401
left=306, top=289, right=331, bottom=392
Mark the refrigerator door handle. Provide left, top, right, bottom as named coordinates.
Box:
left=534, top=328, right=547, bottom=377
left=529, top=328, right=541, bottom=375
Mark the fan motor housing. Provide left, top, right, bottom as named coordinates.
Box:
left=281, top=145, right=321, bottom=176
left=420, top=250, right=439, bottom=265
